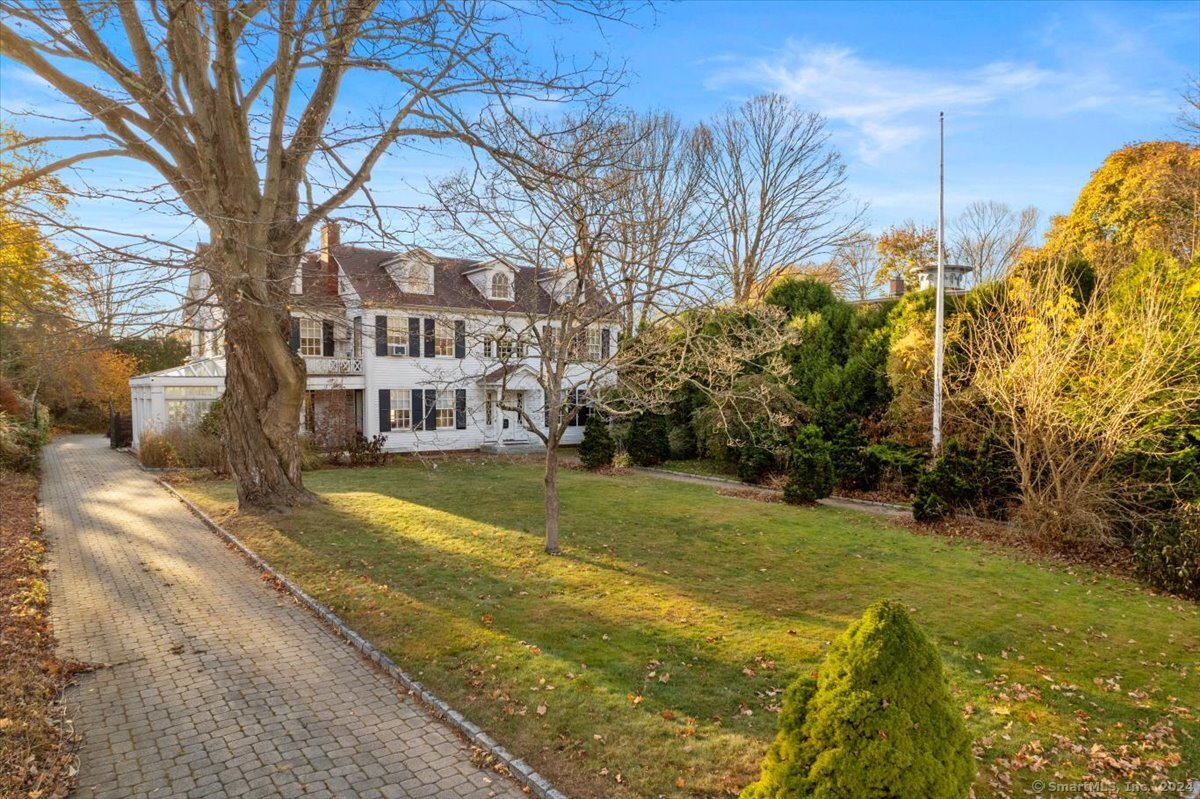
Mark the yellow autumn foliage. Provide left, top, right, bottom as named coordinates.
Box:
left=1042, top=141, right=1200, bottom=268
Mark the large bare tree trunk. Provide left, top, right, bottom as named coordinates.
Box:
left=543, top=441, right=561, bottom=554
left=213, top=243, right=316, bottom=512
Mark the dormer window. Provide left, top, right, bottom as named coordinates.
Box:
left=491, top=272, right=513, bottom=300
left=404, top=262, right=433, bottom=294
left=385, top=252, right=436, bottom=295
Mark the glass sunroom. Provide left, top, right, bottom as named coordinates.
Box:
left=128, top=357, right=225, bottom=450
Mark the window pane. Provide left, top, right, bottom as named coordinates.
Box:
left=300, top=318, right=323, bottom=356
left=387, top=316, right=406, bottom=354
left=435, top=320, right=455, bottom=356
left=389, top=391, right=411, bottom=429
left=164, top=386, right=220, bottom=399
left=436, top=391, right=455, bottom=429
left=491, top=272, right=511, bottom=299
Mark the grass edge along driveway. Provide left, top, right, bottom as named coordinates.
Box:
left=175, top=458, right=1199, bottom=799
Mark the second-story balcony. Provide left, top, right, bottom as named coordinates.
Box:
left=304, top=355, right=364, bottom=376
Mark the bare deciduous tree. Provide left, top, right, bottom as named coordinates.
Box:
left=608, top=111, right=713, bottom=336
left=1179, top=76, right=1200, bottom=143
left=0, top=0, right=624, bottom=511
left=831, top=232, right=879, bottom=301
left=431, top=113, right=793, bottom=553
left=431, top=113, right=633, bottom=553
left=697, top=94, right=860, bottom=303
left=956, top=254, right=1200, bottom=544
left=950, top=201, right=1039, bottom=286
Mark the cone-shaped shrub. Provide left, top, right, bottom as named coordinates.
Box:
left=578, top=414, right=615, bottom=469
left=783, top=424, right=834, bottom=504
left=740, top=600, right=975, bottom=799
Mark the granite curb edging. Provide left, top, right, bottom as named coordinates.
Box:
left=154, top=477, right=568, bottom=799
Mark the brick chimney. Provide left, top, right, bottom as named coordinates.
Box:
left=889, top=275, right=906, bottom=297
left=320, top=221, right=340, bottom=295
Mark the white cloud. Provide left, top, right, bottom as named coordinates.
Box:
left=704, top=41, right=1173, bottom=162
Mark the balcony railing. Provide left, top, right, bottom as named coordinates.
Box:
left=304, top=356, right=364, bottom=376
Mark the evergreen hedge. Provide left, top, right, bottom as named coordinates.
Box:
left=626, top=413, right=670, bottom=466
left=1134, top=503, right=1200, bottom=600
left=783, top=424, right=834, bottom=504
left=578, top=414, right=615, bottom=469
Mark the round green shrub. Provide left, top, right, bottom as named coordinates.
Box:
left=912, top=440, right=975, bottom=523
left=740, top=600, right=975, bottom=799
left=578, top=414, right=615, bottom=469
left=626, top=413, right=670, bottom=467
left=737, top=442, right=777, bottom=484
left=783, top=424, right=834, bottom=504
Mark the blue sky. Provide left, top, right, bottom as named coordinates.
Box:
left=1, top=0, right=1196, bottom=250
left=610, top=0, right=1198, bottom=232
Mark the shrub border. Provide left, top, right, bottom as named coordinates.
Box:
left=155, top=477, right=569, bottom=799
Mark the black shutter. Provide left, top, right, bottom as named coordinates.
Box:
left=601, top=328, right=610, bottom=360
left=544, top=393, right=550, bottom=429
left=378, top=389, right=391, bottom=432
left=408, top=317, right=421, bottom=357
left=322, top=321, right=334, bottom=356
left=454, top=320, right=466, bottom=359
left=375, top=315, right=388, bottom=356
left=411, top=389, right=424, bottom=430
left=423, top=318, right=435, bottom=358
left=455, top=388, right=467, bottom=429
left=577, top=389, right=590, bottom=426
left=289, top=317, right=300, bottom=353
left=565, top=389, right=577, bottom=427
left=423, top=388, right=437, bottom=429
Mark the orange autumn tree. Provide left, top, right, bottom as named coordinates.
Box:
left=90, top=349, right=139, bottom=414
left=875, top=221, right=937, bottom=289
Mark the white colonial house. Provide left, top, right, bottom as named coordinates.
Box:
left=129, top=223, right=617, bottom=453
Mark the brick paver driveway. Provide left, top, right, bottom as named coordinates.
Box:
left=42, top=436, right=526, bottom=799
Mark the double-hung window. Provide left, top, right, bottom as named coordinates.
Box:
left=586, top=327, right=603, bottom=361
left=435, top=320, right=455, bottom=357
left=299, top=319, right=323, bottom=356
left=436, top=391, right=455, bottom=429
left=497, top=337, right=515, bottom=360
left=386, top=315, right=406, bottom=355
left=389, top=391, right=412, bottom=429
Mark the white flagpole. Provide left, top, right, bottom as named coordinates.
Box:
left=932, top=111, right=946, bottom=454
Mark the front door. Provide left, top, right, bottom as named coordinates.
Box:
left=500, top=391, right=529, bottom=442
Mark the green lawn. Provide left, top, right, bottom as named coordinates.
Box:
left=177, top=459, right=1199, bottom=799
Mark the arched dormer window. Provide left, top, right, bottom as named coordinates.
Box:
left=491, top=271, right=513, bottom=300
